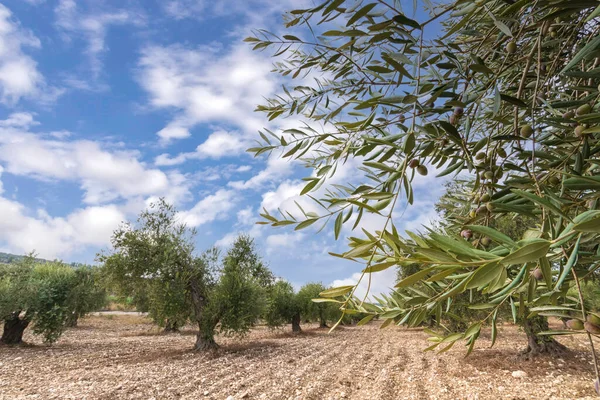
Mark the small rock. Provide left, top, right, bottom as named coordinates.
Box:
left=203, top=391, right=209, bottom=396
left=240, top=392, right=249, bottom=399
left=226, top=396, right=234, bottom=400
left=512, top=370, right=528, bottom=378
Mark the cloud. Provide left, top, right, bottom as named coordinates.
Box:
left=265, top=232, right=304, bottom=254
left=0, top=4, right=59, bottom=104
left=162, top=0, right=206, bottom=20
left=161, top=0, right=309, bottom=23
left=0, top=113, right=192, bottom=205
left=155, top=129, right=249, bottom=166
left=228, top=155, right=294, bottom=190
left=137, top=42, right=277, bottom=144
left=179, top=189, right=238, bottom=227
left=54, top=0, right=144, bottom=79
left=331, top=267, right=398, bottom=299
left=0, top=197, right=125, bottom=259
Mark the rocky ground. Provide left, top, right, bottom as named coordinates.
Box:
left=0, top=314, right=598, bottom=400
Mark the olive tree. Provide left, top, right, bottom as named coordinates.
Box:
left=247, top=0, right=600, bottom=380
left=100, top=199, right=273, bottom=350
left=265, top=280, right=302, bottom=332
left=297, top=283, right=340, bottom=328
left=65, top=266, right=107, bottom=327
left=0, top=259, right=82, bottom=344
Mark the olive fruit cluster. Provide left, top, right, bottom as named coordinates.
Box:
left=408, top=159, right=428, bottom=176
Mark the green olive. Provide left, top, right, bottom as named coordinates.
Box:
left=520, top=125, right=533, bottom=138
left=506, top=41, right=517, bottom=54
left=577, top=104, right=592, bottom=116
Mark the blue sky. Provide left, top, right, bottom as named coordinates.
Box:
left=0, top=0, right=445, bottom=295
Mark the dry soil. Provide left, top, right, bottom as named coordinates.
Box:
left=0, top=314, right=598, bottom=400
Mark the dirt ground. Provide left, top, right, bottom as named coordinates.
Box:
left=0, top=314, right=598, bottom=400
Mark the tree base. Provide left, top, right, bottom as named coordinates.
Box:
left=520, top=340, right=567, bottom=359
left=520, top=336, right=567, bottom=359
left=520, top=314, right=567, bottom=359
left=1, top=317, right=30, bottom=345
left=194, top=334, right=218, bottom=351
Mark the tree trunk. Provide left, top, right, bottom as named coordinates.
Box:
left=194, top=329, right=218, bottom=351
left=66, top=312, right=79, bottom=328
left=319, top=315, right=328, bottom=328
left=292, top=312, right=302, bottom=333
left=521, top=315, right=566, bottom=357
left=163, top=319, right=180, bottom=333
left=1, top=315, right=30, bottom=345
left=189, top=275, right=218, bottom=351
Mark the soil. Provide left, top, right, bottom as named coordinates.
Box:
left=0, top=314, right=598, bottom=400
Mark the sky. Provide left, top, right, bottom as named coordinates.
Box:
left=0, top=0, right=445, bottom=296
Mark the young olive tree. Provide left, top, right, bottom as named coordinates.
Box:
left=0, top=259, right=84, bottom=344
left=100, top=199, right=273, bottom=350
left=247, top=0, right=600, bottom=378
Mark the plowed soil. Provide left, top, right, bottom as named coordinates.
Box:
left=0, top=314, right=598, bottom=399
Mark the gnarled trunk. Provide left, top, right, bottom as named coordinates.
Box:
left=522, top=315, right=566, bottom=357
left=1, top=315, right=30, bottom=345
left=194, top=329, right=217, bottom=351
left=292, top=312, right=301, bottom=333
left=189, top=276, right=218, bottom=351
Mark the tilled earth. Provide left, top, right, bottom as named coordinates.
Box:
left=0, top=314, right=598, bottom=400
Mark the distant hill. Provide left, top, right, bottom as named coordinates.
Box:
left=0, top=252, right=87, bottom=267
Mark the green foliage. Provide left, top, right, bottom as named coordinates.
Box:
left=99, top=198, right=199, bottom=328
left=265, top=280, right=299, bottom=328
left=100, top=200, right=274, bottom=348
left=210, top=235, right=272, bottom=336
left=0, top=257, right=100, bottom=343
left=66, top=266, right=107, bottom=325
left=249, top=0, right=600, bottom=364
left=297, top=283, right=339, bottom=326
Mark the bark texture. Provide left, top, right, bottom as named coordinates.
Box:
left=522, top=315, right=566, bottom=357
left=1, top=315, right=30, bottom=345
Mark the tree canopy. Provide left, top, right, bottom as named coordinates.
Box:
left=248, top=0, right=600, bottom=386
left=100, top=199, right=274, bottom=350
left=0, top=257, right=104, bottom=344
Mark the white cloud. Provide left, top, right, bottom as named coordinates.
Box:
left=331, top=267, right=397, bottom=299
left=137, top=42, right=276, bottom=144
left=162, top=0, right=206, bottom=20
left=155, top=129, right=249, bottom=165
left=265, top=232, right=304, bottom=254
left=55, top=0, right=144, bottom=79
left=0, top=112, right=38, bottom=128
left=0, top=114, right=192, bottom=205
left=236, top=206, right=254, bottom=226
left=229, top=155, right=294, bottom=190
left=161, top=0, right=309, bottom=23
left=179, top=189, right=237, bottom=227
left=0, top=4, right=58, bottom=104
left=0, top=197, right=125, bottom=259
